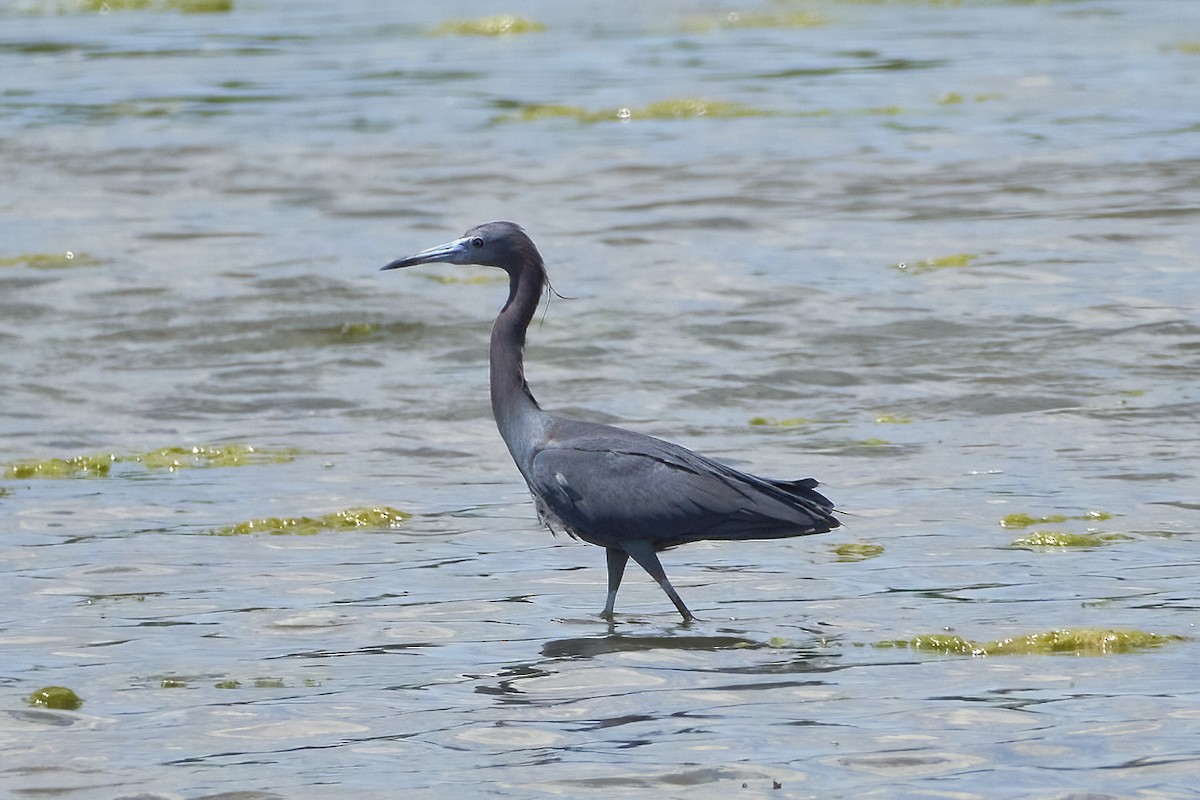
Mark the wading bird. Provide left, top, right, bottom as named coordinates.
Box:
left=382, top=222, right=839, bottom=621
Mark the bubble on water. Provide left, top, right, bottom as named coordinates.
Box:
left=66, top=251, right=74, bottom=260
left=616, top=107, right=631, bottom=121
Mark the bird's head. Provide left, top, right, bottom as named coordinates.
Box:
left=381, top=221, right=541, bottom=274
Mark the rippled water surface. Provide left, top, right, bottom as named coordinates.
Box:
left=2, top=1, right=1199, bottom=797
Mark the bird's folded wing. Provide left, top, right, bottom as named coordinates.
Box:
left=529, top=437, right=831, bottom=547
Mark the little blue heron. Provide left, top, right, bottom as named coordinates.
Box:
left=383, top=221, right=839, bottom=621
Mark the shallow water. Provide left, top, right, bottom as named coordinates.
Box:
left=2, top=1, right=1198, bottom=797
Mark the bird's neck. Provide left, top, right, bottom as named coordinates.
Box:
left=489, top=261, right=546, bottom=464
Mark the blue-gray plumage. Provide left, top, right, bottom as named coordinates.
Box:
left=382, top=221, right=839, bottom=621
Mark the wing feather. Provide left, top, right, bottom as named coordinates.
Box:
left=527, top=423, right=838, bottom=549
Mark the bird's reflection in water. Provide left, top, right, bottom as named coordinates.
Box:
left=473, top=629, right=841, bottom=721
left=540, top=633, right=761, bottom=659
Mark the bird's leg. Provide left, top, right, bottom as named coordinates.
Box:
left=622, top=540, right=695, bottom=622
left=602, top=547, right=628, bottom=619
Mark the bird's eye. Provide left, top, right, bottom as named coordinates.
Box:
left=471, top=237, right=484, bottom=248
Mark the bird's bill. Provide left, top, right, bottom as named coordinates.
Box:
left=381, top=237, right=471, bottom=271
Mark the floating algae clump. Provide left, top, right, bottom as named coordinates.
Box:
left=510, top=98, right=773, bottom=124
left=73, top=0, right=233, bottom=11
left=5, top=444, right=297, bottom=479
left=895, top=253, right=979, bottom=274
left=5, top=454, right=115, bottom=479
left=938, top=91, right=1004, bottom=105
left=684, top=10, right=826, bottom=32
left=212, top=506, right=411, bottom=536
left=1001, top=511, right=1112, bottom=528
left=1011, top=531, right=1133, bottom=549
left=749, top=416, right=812, bottom=428
left=0, top=251, right=102, bottom=269
left=131, top=444, right=297, bottom=470
left=504, top=99, right=909, bottom=125
left=627, top=98, right=768, bottom=120
left=27, top=686, right=83, bottom=710
left=336, top=322, right=379, bottom=337
left=432, top=15, right=545, bottom=36
left=833, top=542, right=885, bottom=562
left=425, top=272, right=505, bottom=286
left=877, top=628, right=1185, bottom=657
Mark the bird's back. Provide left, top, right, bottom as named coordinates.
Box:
left=526, top=417, right=838, bottom=550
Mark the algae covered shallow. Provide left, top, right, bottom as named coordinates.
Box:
left=210, top=506, right=411, bottom=536
left=876, top=628, right=1185, bottom=657
left=4, top=444, right=298, bottom=479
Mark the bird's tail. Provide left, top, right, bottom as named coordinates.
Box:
left=766, top=477, right=837, bottom=514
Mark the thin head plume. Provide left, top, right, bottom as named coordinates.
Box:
left=537, top=270, right=570, bottom=328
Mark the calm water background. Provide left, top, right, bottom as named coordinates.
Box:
left=2, top=1, right=1198, bottom=797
